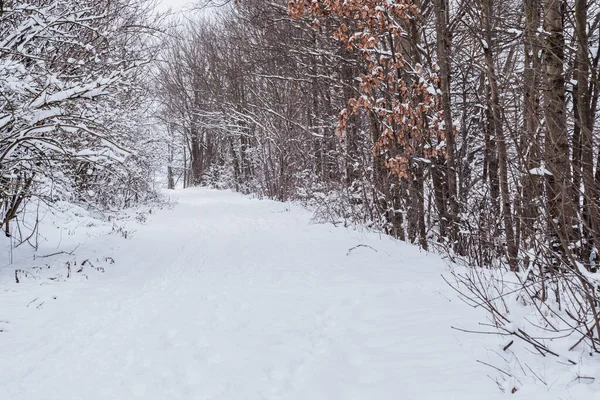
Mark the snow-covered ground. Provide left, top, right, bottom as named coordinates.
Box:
left=0, top=188, right=597, bottom=399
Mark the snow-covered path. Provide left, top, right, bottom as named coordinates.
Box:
left=1, top=189, right=508, bottom=399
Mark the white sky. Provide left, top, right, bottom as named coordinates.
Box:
left=156, top=0, right=196, bottom=13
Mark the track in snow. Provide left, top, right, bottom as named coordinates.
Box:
left=1, top=188, right=506, bottom=399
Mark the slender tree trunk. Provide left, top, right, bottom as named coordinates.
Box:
left=481, top=0, right=519, bottom=271
left=483, top=80, right=500, bottom=210
left=190, top=127, right=203, bottom=186
left=182, top=137, right=189, bottom=188
left=411, top=163, right=428, bottom=250
left=434, top=0, right=460, bottom=249
left=521, top=0, right=542, bottom=243
left=575, top=0, right=598, bottom=269
left=543, top=0, right=576, bottom=261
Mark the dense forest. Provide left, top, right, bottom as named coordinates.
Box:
left=158, top=0, right=600, bottom=272
left=156, top=0, right=600, bottom=351
left=3, top=0, right=600, bottom=363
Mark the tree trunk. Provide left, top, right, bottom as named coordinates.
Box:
left=575, top=0, right=598, bottom=270
left=481, top=0, right=519, bottom=271
left=521, top=0, right=542, bottom=243
left=543, top=0, right=576, bottom=261
left=434, top=0, right=460, bottom=249
left=190, top=126, right=203, bottom=186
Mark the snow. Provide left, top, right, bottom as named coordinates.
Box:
left=413, top=157, right=432, bottom=164
left=0, top=188, right=597, bottom=399
left=30, top=107, right=62, bottom=124
left=426, top=83, right=437, bottom=95
left=529, top=167, right=553, bottom=176
left=0, top=114, right=12, bottom=129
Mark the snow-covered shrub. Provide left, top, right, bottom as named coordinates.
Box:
left=0, top=0, right=162, bottom=236
left=203, top=158, right=237, bottom=190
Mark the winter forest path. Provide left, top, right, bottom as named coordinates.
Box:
left=1, top=188, right=506, bottom=400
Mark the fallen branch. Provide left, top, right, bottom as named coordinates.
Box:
left=34, top=244, right=80, bottom=259
left=346, top=244, right=378, bottom=256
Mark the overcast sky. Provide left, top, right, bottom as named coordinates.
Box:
left=156, top=0, right=196, bottom=13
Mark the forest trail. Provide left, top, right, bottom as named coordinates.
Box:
left=1, top=189, right=508, bottom=399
